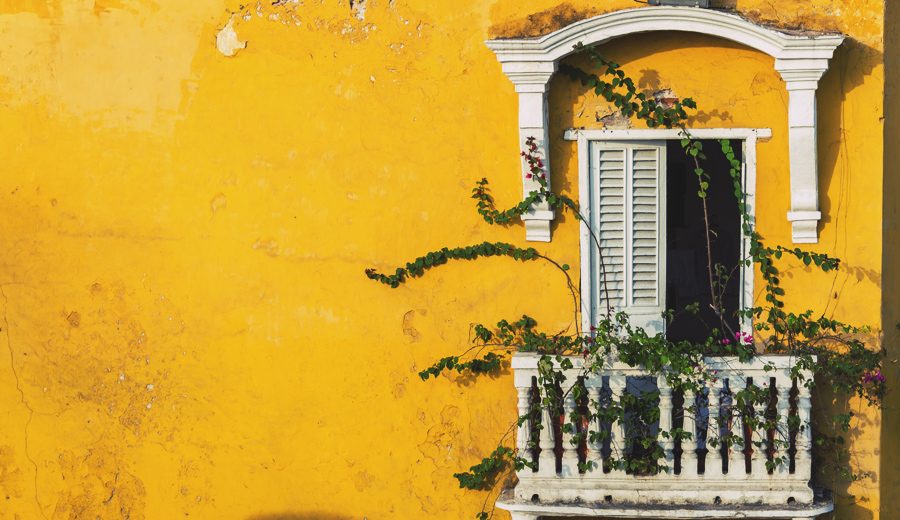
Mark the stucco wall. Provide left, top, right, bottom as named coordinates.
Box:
left=0, top=1, right=887, bottom=519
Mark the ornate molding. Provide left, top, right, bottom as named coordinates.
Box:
left=486, top=6, right=844, bottom=243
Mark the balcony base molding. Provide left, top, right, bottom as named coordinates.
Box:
left=513, top=478, right=814, bottom=506
left=497, top=490, right=834, bottom=519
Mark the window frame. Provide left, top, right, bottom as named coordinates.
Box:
left=565, top=127, right=771, bottom=336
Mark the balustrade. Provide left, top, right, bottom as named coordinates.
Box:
left=510, top=353, right=816, bottom=506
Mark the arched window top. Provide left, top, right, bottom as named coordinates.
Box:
left=485, top=6, right=844, bottom=244
left=486, top=7, right=843, bottom=65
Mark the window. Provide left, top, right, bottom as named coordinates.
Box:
left=573, top=131, right=755, bottom=338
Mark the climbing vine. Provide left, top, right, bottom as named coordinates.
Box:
left=365, top=43, right=884, bottom=518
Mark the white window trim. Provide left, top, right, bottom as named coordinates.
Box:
left=565, top=127, right=771, bottom=334
left=485, top=6, right=843, bottom=244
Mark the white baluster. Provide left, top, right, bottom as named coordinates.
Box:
left=728, top=376, right=747, bottom=479
left=657, top=376, right=675, bottom=474
left=609, top=375, right=627, bottom=475
left=681, top=389, right=698, bottom=479
left=516, top=385, right=533, bottom=477
left=561, top=383, right=579, bottom=477
left=537, top=386, right=557, bottom=477
left=706, top=379, right=723, bottom=478
left=795, top=379, right=813, bottom=482
left=774, top=374, right=792, bottom=476
left=751, top=379, right=769, bottom=477
left=585, top=383, right=602, bottom=472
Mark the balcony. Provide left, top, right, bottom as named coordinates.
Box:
left=497, top=353, right=834, bottom=519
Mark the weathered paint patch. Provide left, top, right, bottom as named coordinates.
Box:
left=351, top=0, right=367, bottom=21
left=489, top=2, right=607, bottom=39
left=215, top=16, right=246, bottom=57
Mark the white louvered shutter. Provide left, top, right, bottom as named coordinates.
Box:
left=589, top=141, right=667, bottom=334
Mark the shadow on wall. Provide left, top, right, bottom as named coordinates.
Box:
left=817, top=37, right=882, bottom=226
left=815, top=381, right=878, bottom=520
left=882, top=1, right=900, bottom=518
left=246, top=513, right=353, bottom=520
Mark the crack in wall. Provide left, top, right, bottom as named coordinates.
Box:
left=0, top=285, right=47, bottom=520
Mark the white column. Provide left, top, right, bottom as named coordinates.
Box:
left=775, top=60, right=830, bottom=244
left=502, top=62, right=556, bottom=242
left=706, top=380, right=724, bottom=478
left=657, top=377, right=675, bottom=474
left=561, top=385, right=579, bottom=477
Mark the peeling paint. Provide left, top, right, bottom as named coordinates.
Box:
left=216, top=16, right=246, bottom=57
left=210, top=193, right=227, bottom=213
left=252, top=238, right=280, bottom=258
left=401, top=309, right=426, bottom=341
left=489, top=3, right=608, bottom=39
left=350, top=0, right=367, bottom=21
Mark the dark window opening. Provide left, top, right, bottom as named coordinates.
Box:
left=665, top=140, right=742, bottom=342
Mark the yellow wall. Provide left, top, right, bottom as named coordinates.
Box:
left=0, top=1, right=887, bottom=519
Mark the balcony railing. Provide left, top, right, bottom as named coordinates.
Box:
left=505, top=353, right=823, bottom=510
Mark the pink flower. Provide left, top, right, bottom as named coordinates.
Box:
left=525, top=173, right=533, bottom=179
left=863, top=370, right=885, bottom=384
left=733, top=331, right=753, bottom=346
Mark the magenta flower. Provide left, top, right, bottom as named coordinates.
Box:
left=734, top=331, right=753, bottom=345
left=862, top=370, right=885, bottom=384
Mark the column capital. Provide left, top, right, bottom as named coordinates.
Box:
left=774, top=58, right=831, bottom=89
left=499, top=61, right=556, bottom=93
